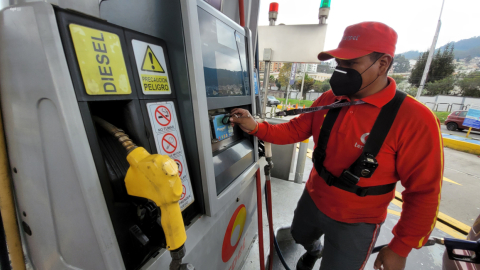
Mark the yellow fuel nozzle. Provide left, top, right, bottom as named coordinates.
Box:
left=124, top=147, right=186, bottom=251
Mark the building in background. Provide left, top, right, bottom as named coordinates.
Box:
left=259, top=61, right=284, bottom=73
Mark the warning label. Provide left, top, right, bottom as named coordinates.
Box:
left=147, top=102, right=194, bottom=210
left=148, top=103, right=176, bottom=134
left=132, top=40, right=171, bottom=95
left=142, top=46, right=165, bottom=73
left=69, top=24, right=132, bottom=95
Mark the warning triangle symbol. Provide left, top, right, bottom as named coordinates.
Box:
left=141, top=46, right=165, bottom=73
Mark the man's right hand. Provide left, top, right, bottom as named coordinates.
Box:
left=229, top=108, right=257, bottom=134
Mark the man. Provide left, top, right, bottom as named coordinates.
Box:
left=230, top=22, right=443, bottom=270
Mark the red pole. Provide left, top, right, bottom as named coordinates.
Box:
left=238, top=0, right=245, bottom=26
left=255, top=168, right=265, bottom=270
left=266, top=180, right=274, bottom=270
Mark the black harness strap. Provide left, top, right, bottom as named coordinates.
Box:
left=312, top=91, right=407, bottom=197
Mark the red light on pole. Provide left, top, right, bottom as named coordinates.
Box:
left=269, top=2, right=279, bottom=12
left=268, top=2, right=278, bottom=26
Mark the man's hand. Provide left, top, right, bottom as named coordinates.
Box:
left=373, top=247, right=406, bottom=270
left=229, top=108, right=257, bottom=133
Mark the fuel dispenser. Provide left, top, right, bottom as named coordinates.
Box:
left=0, top=1, right=260, bottom=269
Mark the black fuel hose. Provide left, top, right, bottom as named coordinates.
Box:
left=264, top=184, right=292, bottom=270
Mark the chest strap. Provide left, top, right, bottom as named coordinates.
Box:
left=312, top=90, right=407, bottom=197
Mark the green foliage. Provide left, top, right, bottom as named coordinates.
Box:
left=278, top=63, right=293, bottom=90
left=391, top=74, right=406, bottom=84
left=433, top=111, right=450, bottom=123
left=275, top=79, right=282, bottom=90
left=292, top=74, right=314, bottom=99
left=409, top=43, right=456, bottom=87
left=268, top=75, right=275, bottom=90
left=313, top=80, right=331, bottom=92
left=425, top=75, right=455, bottom=95
left=392, top=55, right=410, bottom=73
left=277, top=98, right=314, bottom=108
left=458, top=71, right=480, bottom=97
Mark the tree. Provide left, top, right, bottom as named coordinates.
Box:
left=465, top=55, right=473, bottom=63
left=458, top=71, right=480, bottom=97
left=278, top=63, right=293, bottom=90
left=391, top=74, right=406, bottom=84
left=293, top=74, right=314, bottom=99
left=313, top=79, right=331, bottom=92
left=424, top=75, right=455, bottom=96
left=392, top=54, right=410, bottom=73
left=268, top=75, right=275, bottom=90
left=409, top=43, right=456, bottom=87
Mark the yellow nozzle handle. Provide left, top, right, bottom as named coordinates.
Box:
left=125, top=147, right=186, bottom=250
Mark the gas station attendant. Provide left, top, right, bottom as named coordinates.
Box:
left=229, top=22, right=444, bottom=270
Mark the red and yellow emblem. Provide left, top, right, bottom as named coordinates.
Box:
left=222, top=204, right=247, bottom=262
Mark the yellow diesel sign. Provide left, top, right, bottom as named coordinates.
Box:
left=69, top=24, right=131, bottom=95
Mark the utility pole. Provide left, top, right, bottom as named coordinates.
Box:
left=415, top=0, right=445, bottom=99
left=285, top=63, right=297, bottom=107
left=299, top=64, right=306, bottom=100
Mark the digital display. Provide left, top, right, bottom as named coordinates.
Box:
left=198, top=7, right=250, bottom=98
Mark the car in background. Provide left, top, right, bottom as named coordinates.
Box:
left=445, top=110, right=480, bottom=132
left=267, top=96, right=280, bottom=106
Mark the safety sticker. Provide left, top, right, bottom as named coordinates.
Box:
left=69, top=24, right=132, bottom=95
left=161, top=133, right=178, bottom=154
left=175, top=159, right=183, bottom=177
left=147, top=102, right=194, bottom=210
left=132, top=40, right=171, bottom=95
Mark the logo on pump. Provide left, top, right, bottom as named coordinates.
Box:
left=222, top=204, right=247, bottom=262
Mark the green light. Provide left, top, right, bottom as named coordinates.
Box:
left=321, top=0, right=331, bottom=8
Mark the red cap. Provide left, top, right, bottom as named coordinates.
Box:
left=269, top=2, right=279, bottom=12
left=318, top=22, right=397, bottom=61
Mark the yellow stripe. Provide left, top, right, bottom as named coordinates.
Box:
left=406, top=96, right=444, bottom=248
left=443, top=177, right=461, bottom=186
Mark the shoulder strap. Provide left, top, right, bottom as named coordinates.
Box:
left=363, top=91, right=407, bottom=157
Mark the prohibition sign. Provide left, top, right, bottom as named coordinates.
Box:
left=155, top=105, right=171, bottom=126
left=181, top=185, right=186, bottom=200
left=175, top=159, right=183, bottom=177
left=162, top=133, right=177, bottom=154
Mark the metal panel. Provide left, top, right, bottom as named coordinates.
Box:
left=0, top=0, right=99, bottom=17
left=0, top=3, right=123, bottom=270
left=100, top=0, right=206, bottom=215
left=258, top=24, right=328, bottom=63
left=207, top=96, right=252, bottom=110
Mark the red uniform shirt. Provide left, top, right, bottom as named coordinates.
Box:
left=256, top=77, right=444, bottom=257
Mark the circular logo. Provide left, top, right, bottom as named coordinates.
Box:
left=360, top=132, right=370, bottom=144
left=221, top=204, right=247, bottom=262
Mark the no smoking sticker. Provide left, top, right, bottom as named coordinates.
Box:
left=155, top=106, right=172, bottom=126
left=175, top=159, right=183, bottom=177
left=161, top=133, right=178, bottom=154
left=181, top=185, right=186, bottom=200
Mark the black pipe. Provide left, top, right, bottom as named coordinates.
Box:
left=0, top=210, right=12, bottom=270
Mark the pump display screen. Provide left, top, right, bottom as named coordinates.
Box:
left=211, top=114, right=234, bottom=141
left=198, top=7, right=250, bottom=97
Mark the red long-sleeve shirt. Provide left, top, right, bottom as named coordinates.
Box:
left=256, top=78, right=444, bottom=257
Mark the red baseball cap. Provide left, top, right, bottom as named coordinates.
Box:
left=318, top=22, right=397, bottom=61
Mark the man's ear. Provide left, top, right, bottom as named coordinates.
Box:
left=378, top=54, right=393, bottom=76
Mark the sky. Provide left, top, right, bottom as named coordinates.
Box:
left=258, top=0, right=480, bottom=55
